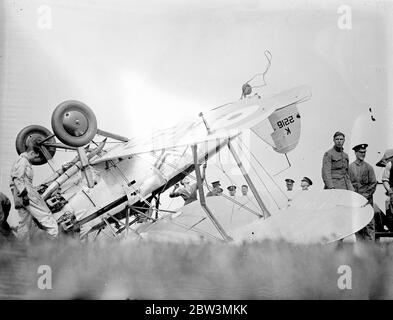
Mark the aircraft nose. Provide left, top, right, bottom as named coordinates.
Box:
left=63, top=110, right=88, bottom=137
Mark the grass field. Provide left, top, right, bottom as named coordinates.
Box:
left=1, top=239, right=393, bottom=300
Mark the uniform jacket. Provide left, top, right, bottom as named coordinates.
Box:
left=349, top=160, right=377, bottom=201
left=206, top=188, right=223, bottom=197
left=322, top=147, right=354, bottom=190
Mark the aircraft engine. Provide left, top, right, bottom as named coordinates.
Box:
left=51, top=100, right=97, bottom=147
left=15, top=125, right=57, bottom=165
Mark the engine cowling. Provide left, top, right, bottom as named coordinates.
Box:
left=15, top=125, right=56, bottom=166
left=51, top=100, right=97, bottom=147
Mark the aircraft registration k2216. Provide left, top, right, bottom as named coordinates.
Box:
left=15, top=84, right=373, bottom=243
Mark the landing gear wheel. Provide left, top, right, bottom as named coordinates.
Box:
left=51, top=100, right=97, bottom=147
left=15, top=125, right=56, bottom=166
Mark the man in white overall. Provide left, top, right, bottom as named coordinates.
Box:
left=10, top=144, right=58, bottom=241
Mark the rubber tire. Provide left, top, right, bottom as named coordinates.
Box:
left=51, top=100, right=97, bottom=147
left=15, top=125, right=56, bottom=166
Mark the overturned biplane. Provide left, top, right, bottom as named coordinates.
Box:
left=14, top=82, right=373, bottom=244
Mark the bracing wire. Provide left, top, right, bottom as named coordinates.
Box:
left=149, top=147, right=261, bottom=217
left=237, top=136, right=289, bottom=203
left=248, top=130, right=290, bottom=182
left=234, top=138, right=282, bottom=210
left=272, top=153, right=292, bottom=177
left=217, top=149, right=237, bottom=186
left=134, top=208, right=223, bottom=240
left=251, top=131, right=275, bottom=149
left=238, top=135, right=288, bottom=200
left=151, top=145, right=190, bottom=210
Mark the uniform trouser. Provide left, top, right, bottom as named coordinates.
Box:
left=373, top=203, right=385, bottom=232
left=14, top=199, right=58, bottom=241
left=355, top=218, right=375, bottom=242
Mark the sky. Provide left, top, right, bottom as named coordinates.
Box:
left=1, top=0, right=392, bottom=212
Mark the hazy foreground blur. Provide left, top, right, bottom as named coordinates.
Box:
left=1, top=238, right=393, bottom=299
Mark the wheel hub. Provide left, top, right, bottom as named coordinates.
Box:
left=62, top=111, right=88, bottom=137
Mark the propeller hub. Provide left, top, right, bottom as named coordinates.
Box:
left=62, top=111, right=88, bottom=137
left=25, top=134, right=43, bottom=148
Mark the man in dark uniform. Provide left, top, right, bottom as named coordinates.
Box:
left=285, top=179, right=295, bottom=191
left=300, top=177, right=313, bottom=191
left=0, top=192, right=14, bottom=241
left=206, top=181, right=223, bottom=197
left=348, top=144, right=377, bottom=241
left=284, top=178, right=295, bottom=201
left=227, top=185, right=237, bottom=196
left=322, top=131, right=354, bottom=190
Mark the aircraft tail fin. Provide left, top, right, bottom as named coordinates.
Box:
left=252, top=103, right=301, bottom=154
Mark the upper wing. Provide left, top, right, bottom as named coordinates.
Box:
left=90, top=85, right=311, bottom=165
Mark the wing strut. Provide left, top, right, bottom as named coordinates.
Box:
left=77, top=147, right=95, bottom=188
left=228, top=139, right=271, bottom=219
left=96, top=129, right=129, bottom=142
left=192, top=144, right=232, bottom=242
left=38, top=145, right=57, bottom=172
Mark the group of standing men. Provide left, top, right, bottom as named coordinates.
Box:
left=321, top=131, right=381, bottom=241
left=285, top=131, right=390, bottom=242
left=285, top=177, right=313, bottom=192
left=207, top=183, right=249, bottom=197
left=169, top=130, right=391, bottom=244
